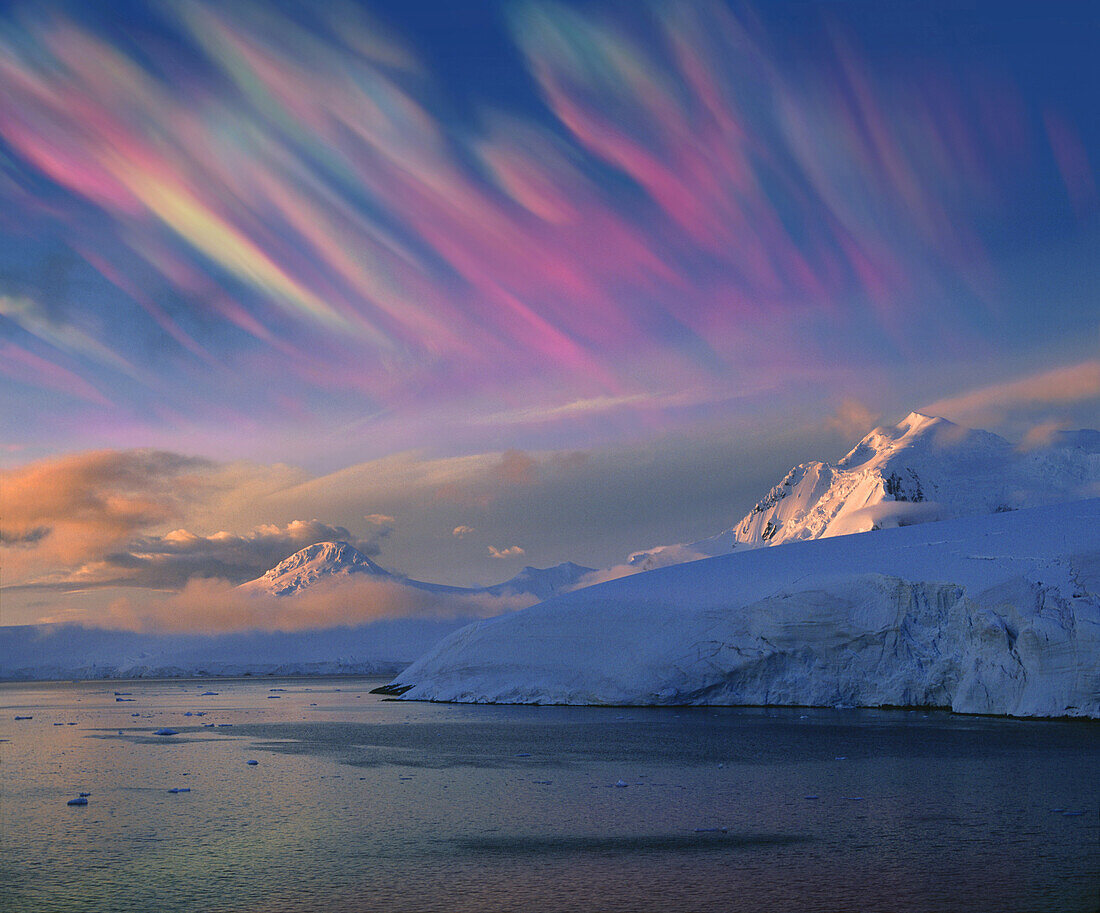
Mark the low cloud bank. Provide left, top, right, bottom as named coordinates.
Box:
left=94, top=574, right=534, bottom=634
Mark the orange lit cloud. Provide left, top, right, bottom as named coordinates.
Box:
left=924, top=360, right=1100, bottom=427
left=98, top=574, right=532, bottom=634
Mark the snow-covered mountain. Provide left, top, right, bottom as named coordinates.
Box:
left=484, top=562, right=596, bottom=601
left=238, top=541, right=396, bottom=596
left=629, top=412, right=1100, bottom=569
left=389, top=498, right=1100, bottom=718
left=238, top=541, right=594, bottom=601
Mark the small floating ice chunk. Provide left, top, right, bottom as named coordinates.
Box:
left=266, top=696, right=281, bottom=699
left=834, top=756, right=847, bottom=761
left=183, top=712, right=193, bottom=717
left=217, top=723, right=232, bottom=727
left=615, top=779, right=629, bottom=788
left=79, top=792, right=91, bottom=797
left=14, top=715, right=32, bottom=720
left=167, top=788, right=191, bottom=794
left=804, top=795, right=819, bottom=800
left=67, top=796, right=88, bottom=806
left=246, top=759, right=259, bottom=765
left=842, top=796, right=864, bottom=801
left=200, top=692, right=218, bottom=696
left=153, top=728, right=179, bottom=736
left=115, top=698, right=135, bottom=702
left=515, top=752, right=531, bottom=757
left=114, top=692, right=132, bottom=696
left=1063, top=810, right=1085, bottom=817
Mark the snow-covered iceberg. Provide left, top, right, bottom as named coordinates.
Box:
left=391, top=498, right=1100, bottom=718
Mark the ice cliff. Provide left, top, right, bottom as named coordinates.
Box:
left=391, top=498, right=1100, bottom=718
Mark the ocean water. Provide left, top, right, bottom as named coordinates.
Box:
left=1, top=677, right=1097, bottom=913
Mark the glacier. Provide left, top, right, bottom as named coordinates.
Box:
left=390, top=498, right=1100, bottom=719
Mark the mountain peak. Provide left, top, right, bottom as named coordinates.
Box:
left=900, top=411, right=944, bottom=430
left=263, top=540, right=380, bottom=578
left=241, top=540, right=389, bottom=596
left=629, top=411, right=1099, bottom=568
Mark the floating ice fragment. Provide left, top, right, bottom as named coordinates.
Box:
left=14, top=715, right=32, bottom=720
left=515, top=752, right=531, bottom=757
left=115, top=698, right=135, bottom=702
left=246, top=760, right=259, bottom=765
left=217, top=724, right=232, bottom=727
left=153, top=728, right=178, bottom=736
left=131, top=713, right=139, bottom=717
left=1063, top=810, right=1085, bottom=816
left=183, top=712, right=193, bottom=717
left=67, top=797, right=88, bottom=806
left=267, top=696, right=281, bottom=699
left=203, top=723, right=215, bottom=727
left=842, top=796, right=864, bottom=801
left=834, top=756, right=847, bottom=760
left=200, top=692, right=218, bottom=696
left=114, top=692, right=131, bottom=696
left=615, top=779, right=629, bottom=788
left=804, top=796, right=819, bottom=800
left=79, top=793, right=91, bottom=797
left=167, top=788, right=191, bottom=794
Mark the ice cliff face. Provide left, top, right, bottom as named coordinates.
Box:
left=392, top=499, right=1100, bottom=718
left=629, top=412, right=1100, bottom=568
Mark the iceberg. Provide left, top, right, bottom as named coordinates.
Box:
left=391, top=499, right=1100, bottom=718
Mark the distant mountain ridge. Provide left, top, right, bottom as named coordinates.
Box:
left=239, top=541, right=594, bottom=601
left=630, top=412, right=1100, bottom=569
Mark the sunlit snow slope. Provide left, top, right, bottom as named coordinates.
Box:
left=630, top=413, right=1099, bottom=569
left=393, top=498, right=1100, bottom=718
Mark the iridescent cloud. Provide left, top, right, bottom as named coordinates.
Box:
left=0, top=0, right=1094, bottom=456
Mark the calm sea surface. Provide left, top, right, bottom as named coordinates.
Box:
left=1, top=677, right=1097, bottom=913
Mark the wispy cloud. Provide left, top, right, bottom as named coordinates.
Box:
left=1, top=0, right=1085, bottom=447
left=924, top=360, right=1100, bottom=427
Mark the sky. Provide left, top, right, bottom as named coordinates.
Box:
left=1, top=0, right=1098, bottom=629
